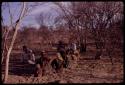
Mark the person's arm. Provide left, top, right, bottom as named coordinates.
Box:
left=29, top=49, right=36, bottom=61
left=31, top=53, right=35, bottom=61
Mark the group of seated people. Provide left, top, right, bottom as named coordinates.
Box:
left=21, top=41, right=79, bottom=77
left=21, top=41, right=78, bottom=65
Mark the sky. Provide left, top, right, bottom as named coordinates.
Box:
left=1, top=2, right=63, bottom=29
left=2, top=2, right=122, bottom=29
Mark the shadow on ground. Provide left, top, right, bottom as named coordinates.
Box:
left=2, top=59, right=35, bottom=77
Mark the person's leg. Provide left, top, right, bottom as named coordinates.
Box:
left=51, top=59, right=57, bottom=69
left=56, top=59, right=63, bottom=73
left=58, top=60, right=63, bottom=73
left=34, top=64, right=41, bottom=77
left=55, top=59, right=60, bottom=73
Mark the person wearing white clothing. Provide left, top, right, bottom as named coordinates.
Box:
left=22, top=45, right=35, bottom=64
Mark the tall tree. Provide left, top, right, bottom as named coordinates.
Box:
left=3, top=2, right=27, bottom=83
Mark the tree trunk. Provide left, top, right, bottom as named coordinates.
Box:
left=94, top=39, right=103, bottom=60
left=3, top=21, right=20, bottom=83
left=2, top=44, right=8, bottom=64
left=84, top=28, right=87, bottom=52
left=3, top=2, right=26, bottom=83
left=79, top=36, right=86, bottom=53
left=2, top=29, right=10, bottom=64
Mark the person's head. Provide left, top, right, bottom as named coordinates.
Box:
left=22, top=45, right=27, bottom=52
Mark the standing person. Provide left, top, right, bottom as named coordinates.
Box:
left=22, top=45, right=35, bottom=64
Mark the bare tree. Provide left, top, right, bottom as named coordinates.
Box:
left=54, top=2, right=88, bottom=52
left=3, top=2, right=27, bottom=83
left=1, top=3, right=14, bottom=64
left=54, top=2, right=123, bottom=63
left=89, top=2, right=123, bottom=61
left=1, top=2, right=54, bottom=83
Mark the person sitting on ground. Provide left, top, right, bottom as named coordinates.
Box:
left=22, top=45, right=35, bottom=64
left=68, top=42, right=79, bottom=60
left=57, top=41, right=69, bottom=68
left=57, top=41, right=66, bottom=61
left=67, top=41, right=77, bottom=54
left=70, top=42, right=77, bottom=54
left=34, top=51, right=50, bottom=77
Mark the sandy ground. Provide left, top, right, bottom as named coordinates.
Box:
left=2, top=51, right=123, bottom=84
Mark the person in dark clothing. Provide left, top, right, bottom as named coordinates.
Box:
left=34, top=51, right=50, bottom=77
left=57, top=41, right=65, bottom=52
left=57, top=41, right=69, bottom=68
left=51, top=57, right=63, bottom=73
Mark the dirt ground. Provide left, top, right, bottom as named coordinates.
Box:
left=2, top=50, right=123, bottom=84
